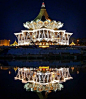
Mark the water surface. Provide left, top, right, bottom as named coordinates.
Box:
left=0, top=60, right=86, bottom=99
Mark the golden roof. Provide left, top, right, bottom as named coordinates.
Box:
left=10, top=40, right=18, bottom=46
left=70, top=41, right=76, bottom=45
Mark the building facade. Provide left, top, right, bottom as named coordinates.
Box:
left=0, top=39, right=10, bottom=46
left=14, top=2, right=73, bottom=46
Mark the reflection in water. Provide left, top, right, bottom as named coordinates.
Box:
left=9, top=71, right=11, bottom=74
left=24, top=82, right=63, bottom=99
left=15, top=67, right=73, bottom=84
left=77, top=71, right=79, bottom=74
left=0, top=59, right=84, bottom=67
left=0, top=60, right=86, bottom=99
left=24, top=82, right=63, bottom=92
left=71, top=67, right=74, bottom=72
left=14, top=66, right=73, bottom=99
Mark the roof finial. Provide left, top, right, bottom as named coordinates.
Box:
left=42, top=1, right=45, bottom=7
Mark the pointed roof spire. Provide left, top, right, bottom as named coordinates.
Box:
left=42, top=2, right=45, bottom=7
left=34, top=1, right=52, bottom=21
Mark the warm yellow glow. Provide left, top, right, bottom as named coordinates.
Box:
left=44, top=21, right=48, bottom=25
left=33, top=35, right=35, bottom=38
left=48, top=19, right=51, bottom=22
left=0, top=39, right=10, bottom=46
left=39, top=21, right=43, bottom=24
left=57, top=38, right=60, bottom=39
left=39, top=45, right=49, bottom=48
left=52, top=35, right=54, bottom=38
left=71, top=67, right=74, bottom=70
left=35, top=43, right=37, bottom=45
left=46, top=43, right=49, bottom=45
left=52, top=74, right=55, bottom=78
left=70, top=41, right=76, bottom=46
left=39, top=43, right=42, bottom=45
left=71, top=67, right=74, bottom=72
left=14, top=67, right=18, bottom=72
left=77, top=71, right=79, bottom=74
left=39, top=66, right=49, bottom=69
left=9, top=71, right=11, bottom=74
left=77, top=39, right=79, bottom=42
left=10, top=40, right=18, bottom=46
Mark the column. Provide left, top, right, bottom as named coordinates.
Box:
left=47, top=30, right=49, bottom=41
left=39, top=74, right=40, bottom=82
left=43, top=74, right=45, bottom=83
left=43, top=30, right=46, bottom=38
left=17, top=68, right=20, bottom=78
left=63, top=68, right=66, bottom=78
left=68, top=34, right=70, bottom=45
left=64, top=34, right=66, bottom=45
left=57, top=70, right=61, bottom=81
left=24, top=34, right=25, bottom=42
left=66, top=68, right=70, bottom=77
left=66, top=34, right=67, bottom=45
left=47, top=74, right=49, bottom=83
left=38, top=30, right=40, bottom=38
left=58, top=32, right=60, bottom=43
left=36, top=31, right=37, bottom=38
left=36, top=74, right=37, bottom=82
left=18, top=34, right=20, bottom=45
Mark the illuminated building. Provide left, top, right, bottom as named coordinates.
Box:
left=0, top=39, right=10, bottom=46
left=24, top=82, right=63, bottom=92
left=15, top=67, right=73, bottom=84
left=10, top=40, right=18, bottom=46
left=70, top=41, right=76, bottom=46
left=14, top=2, right=73, bottom=46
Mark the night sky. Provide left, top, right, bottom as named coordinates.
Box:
left=0, top=0, right=86, bottom=43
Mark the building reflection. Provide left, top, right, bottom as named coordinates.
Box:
left=15, top=67, right=73, bottom=84
left=71, top=67, right=74, bottom=72
left=24, top=82, right=63, bottom=92
left=14, top=66, right=73, bottom=99
left=24, top=82, right=64, bottom=99
left=1, top=63, right=86, bottom=99
left=0, top=66, right=18, bottom=74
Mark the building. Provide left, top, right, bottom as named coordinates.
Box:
left=70, top=41, right=76, bottom=46
left=14, top=2, right=73, bottom=46
left=15, top=67, right=72, bottom=84
left=0, top=39, right=10, bottom=46
left=10, top=40, right=18, bottom=46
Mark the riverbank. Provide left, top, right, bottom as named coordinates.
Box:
left=0, top=45, right=86, bottom=60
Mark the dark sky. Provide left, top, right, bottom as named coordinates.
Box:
left=0, top=0, right=86, bottom=43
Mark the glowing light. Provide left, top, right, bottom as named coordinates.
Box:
left=14, top=2, right=73, bottom=46
left=70, top=41, right=76, bottom=46
left=71, top=67, right=74, bottom=72
left=9, top=71, right=11, bottom=74
left=15, top=67, right=73, bottom=85
left=52, top=35, right=54, bottom=38
left=33, top=35, right=35, bottom=38
left=39, top=45, right=49, bottom=48
left=39, top=66, right=49, bottom=69
left=46, top=43, right=49, bottom=45
left=77, top=71, right=79, bottom=74
left=39, top=43, right=42, bottom=45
